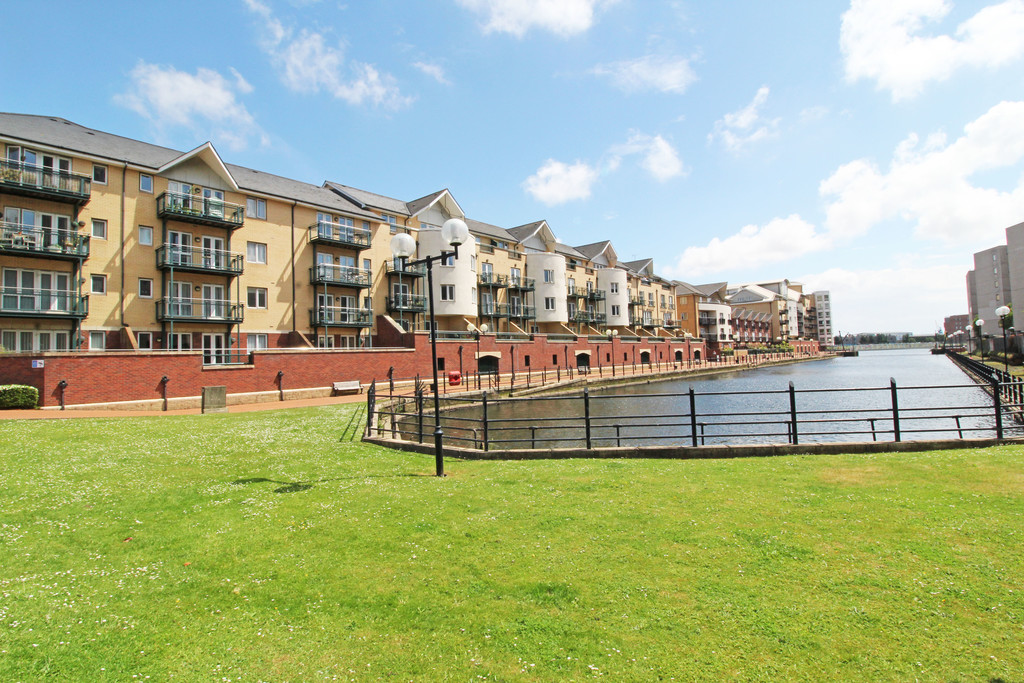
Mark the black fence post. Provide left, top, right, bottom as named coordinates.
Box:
left=890, top=377, right=901, bottom=442
left=689, top=386, right=698, bottom=447
left=992, top=376, right=1004, bottom=439
left=365, top=382, right=375, bottom=437
left=584, top=388, right=592, bottom=449
left=417, top=390, right=424, bottom=444
left=482, top=392, right=489, bottom=452
left=789, top=381, right=798, bottom=445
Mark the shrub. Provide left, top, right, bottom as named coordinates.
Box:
left=0, top=384, right=39, bottom=409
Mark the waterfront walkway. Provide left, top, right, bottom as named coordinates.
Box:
left=1, top=352, right=827, bottom=420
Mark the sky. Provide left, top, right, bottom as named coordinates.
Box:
left=5, top=0, right=1024, bottom=335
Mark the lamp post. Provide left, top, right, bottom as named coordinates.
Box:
left=390, top=218, right=470, bottom=477
left=607, top=329, right=618, bottom=376
left=468, top=322, right=488, bottom=390
left=996, top=305, right=1011, bottom=372
left=975, top=319, right=985, bottom=360
left=964, top=327, right=972, bottom=355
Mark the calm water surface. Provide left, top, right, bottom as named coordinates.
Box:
left=447, top=350, right=1009, bottom=448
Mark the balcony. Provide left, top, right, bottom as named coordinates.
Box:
left=571, top=310, right=595, bottom=323
left=386, top=259, right=426, bottom=278
left=156, top=298, right=244, bottom=323
left=310, top=306, right=372, bottom=327
left=309, top=264, right=371, bottom=288
left=496, top=303, right=536, bottom=319
left=0, top=160, right=91, bottom=205
left=157, top=245, right=243, bottom=276
left=478, top=272, right=508, bottom=288
left=567, top=286, right=589, bottom=297
left=157, top=192, right=244, bottom=229
left=479, top=302, right=498, bottom=316
left=586, top=288, right=606, bottom=301
left=0, top=222, right=89, bottom=260
left=0, top=289, right=88, bottom=319
left=386, top=293, right=427, bottom=312
left=629, top=295, right=646, bottom=306
left=507, top=276, right=535, bottom=291
left=308, top=222, right=371, bottom=250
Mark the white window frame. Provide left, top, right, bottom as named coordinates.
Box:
left=544, top=269, right=554, bottom=283
left=138, top=225, right=153, bottom=246
left=247, top=287, right=268, bottom=309
left=246, top=241, right=267, bottom=264
left=247, top=333, right=269, bottom=352
left=92, top=164, right=108, bottom=185
left=138, top=278, right=153, bottom=298
left=137, top=332, right=153, bottom=349
left=89, top=331, right=106, bottom=350
left=92, top=219, right=107, bottom=240
left=139, top=174, right=153, bottom=193
left=91, top=274, right=107, bottom=295
left=545, top=297, right=556, bottom=311
left=246, top=197, right=267, bottom=219
left=440, top=284, right=455, bottom=302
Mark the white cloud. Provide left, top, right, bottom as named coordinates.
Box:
left=663, top=215, right=830, bottom=279
left=841, top=0, right=1024, bottom=101
left=802, top=263, right=966, bottom=334
left=709, top=86, right=780, bottom=153
left=244, top=0, right=411, bottom=108
left=413, top=61, right=451, bottom=85
left=114, top=62, right=266, bottom=151
left=523, top=159, right=599, bottom=205
left=610, top=133, right=686, bottom=182
left=591, top=55, right=697, bottom=94
left=456, top=0, right=615, bottom=37
left=820, top=100, right=1024, bottom=246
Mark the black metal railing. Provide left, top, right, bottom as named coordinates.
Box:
left=157, top=192, right=244, bottom=227
left=0, top=289, right=88, bottom=318
left=0, top=159, right=91, bottom=203
left=386, top=293, right=427, bottom=312
left=0, top=222, right=90, bottom=259
left=479, top=273, right=508, bottom=287
left=370, top=376, right=1022, bottom=452
left=309, top=264, right=371, bottom=288
left=308, top=222, right=371, bottom=249
left=157, top=245, right=244, bottom=275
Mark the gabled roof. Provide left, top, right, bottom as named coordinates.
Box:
left=575, top=240, right=616, bottom=263
left=407, top=188, right=465, bottom=220
left=622, top=258, right=655, bottom=276
left=693, top=282, right=728, bottom=297
left=508, top=220, right=555, bottom=245
left=727, top=283, right=779, bottom=304
left=672, top=281, right=704, bottom=296
left=157, top=142, right=238, bottom=190
left=554, top=242, right=586, bottom=260
left=0, top=114, right=380, bottom=219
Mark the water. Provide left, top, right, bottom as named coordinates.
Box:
left=441, top=350, right=1010, bottom=448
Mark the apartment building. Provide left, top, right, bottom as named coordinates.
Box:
left=812, top=290, right=833, bottom=346
left=966, top=244, right=1011, bottom=336
left=1, top=114, right=823, bottom=366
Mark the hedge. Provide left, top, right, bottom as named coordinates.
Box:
left=0, top=385, right=39, bottom=409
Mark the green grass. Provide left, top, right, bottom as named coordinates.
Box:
left=1, top=405, right=1022, bottom=681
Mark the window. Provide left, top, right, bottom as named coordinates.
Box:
left=545, top=297, right=556, bottom=310
left=441, top=253, right=454, bottom=266
left=612, top=305, right=620, bottom=317
left=138, top=278, right=153, bottom=298
left=363, top=258, right=371, bottom=273
left=93, top=164, right=108, bottom=185
left=139, top=174, right=153, bottom=193
left=246, top=241, right=267, bottom=264
left=247, top=287, right=268, bottom=309
left=610, top=282, right=618, bottom=294
left=544, top=269, right=554, bottom=283
left=246, top=197, right=267, bottom=219
left=382, top=213, right=399, bottom=233
left=440, top=285, right=455, bottom=301
left=92, top=219, right=107, bottom=240
left=317, top=335, right=335, bottom=348
left=137, top=332, right=153, bottom=350
left=138, top=225, right=153, bottom=246
left=247, top=333, right=268, bottom=352
left=90, top=331, right=106, bottom=350
left=91, top=274, right=107, bottom=295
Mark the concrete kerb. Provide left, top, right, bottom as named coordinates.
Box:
left=363, top=434, right=1024, bottom=461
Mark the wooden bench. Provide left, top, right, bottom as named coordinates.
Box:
left=332, top=380, right=362, bottom=395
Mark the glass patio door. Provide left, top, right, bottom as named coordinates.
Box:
left=202, top=236, right=224, bottom=269
left=203, top=284, right=225, bottom=318
left=168, top=231, right=192, bottom=266
left=202, top=333, right=226, bottom=364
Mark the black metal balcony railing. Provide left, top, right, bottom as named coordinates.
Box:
left=507, top=276, right=535, bottom=290
left=0, top=222, right=90, bottom=260
left=309, top=264, right=372, bottom=288
left=629, top=296, right=646, bottom=306
left=0, top=289, right=88, bottom=318
left=157, top=192, right=245, bottom=228
left=386, top=294, right=427, bottom=312
left=386, top=260, right=426, bottom=277
left=0, top=160, right=91, bottom=204
left=479, top=302, right=498, bottom=316
left=310, top=306, right=372, bottom=327
left=497, top=304, right=536, bottom=319
left=156, top=297, right=244, bottom=323
left=587, top=289, right=606, bottom=300
left=308, top=222, right=371, bottom=250
left=156, top=245, right=244, bottom=275
left=572, top=310, right=595, bottom=323
left=568, top=286, right=589, bottom=297
left=478, top=273, right=509, bottom=287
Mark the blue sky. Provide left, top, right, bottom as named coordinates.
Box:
left=6, top=0, right=1024, bottom=334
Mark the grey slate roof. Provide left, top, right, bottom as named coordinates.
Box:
left=508, top=222, right=546, bottom=243
left=554, top=242, right=586, bottom=260
left=693, top=282, right=729, bottom=297
left=0, top=113, right=379, bottom=220
left=322, top=181, right=412, bottom=216
left=406, top=190, right=448, bottom=217
left=466, top=218, right=516, bottom=242
left=575, top=240, right=611, bottom=260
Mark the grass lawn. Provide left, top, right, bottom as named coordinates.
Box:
left=1, top=405, right=1022, bottom=681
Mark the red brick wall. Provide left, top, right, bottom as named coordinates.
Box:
left=0, top=332, right=710, bottom=407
